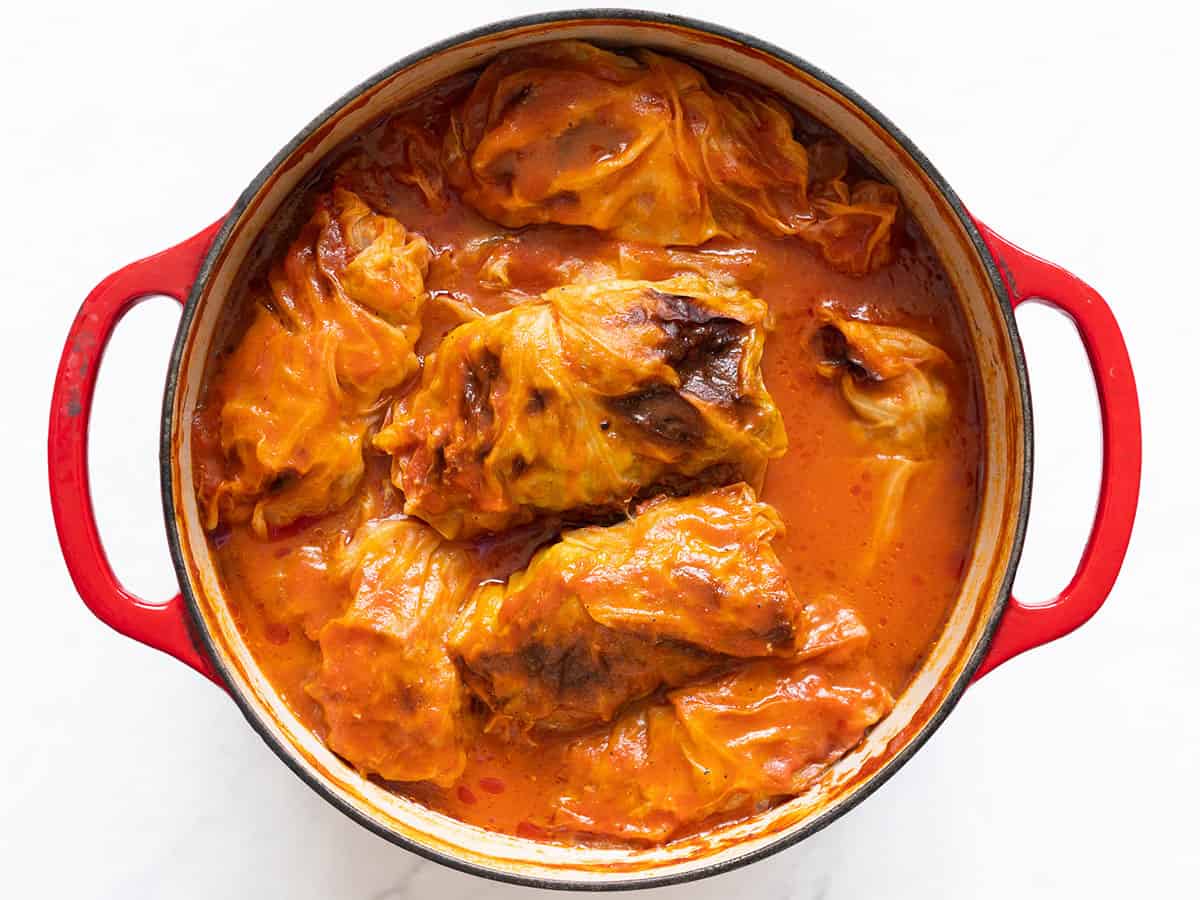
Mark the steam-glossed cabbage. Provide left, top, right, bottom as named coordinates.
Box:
left=306, top=515, right=471, bottom=787
left=444, top=41, right=899, bottom=273
left=195, top=190, right=430, bottom=536
left=450, top=485, right=804, bottom=734
left=375, top=276, right=786, bottom=539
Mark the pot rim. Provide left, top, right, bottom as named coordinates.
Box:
left=160, top=8, right=1033, bottom=891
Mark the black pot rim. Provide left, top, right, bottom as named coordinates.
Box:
left=160, top=8, right=1033, bottom=892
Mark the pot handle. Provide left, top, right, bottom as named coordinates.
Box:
left=49, top=221, right=226, bottom=685
left=971, top=219, right=1141, bottom=679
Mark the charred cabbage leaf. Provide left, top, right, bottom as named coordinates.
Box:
left=444, top=40, right=898, bottom=273
left=450, top=484, right=803, bottom=733
left=196, top=189, right=430, bottom=537
left=306, top=515, right=472, bottom=787
left=375, top=275, right=787, bottom=539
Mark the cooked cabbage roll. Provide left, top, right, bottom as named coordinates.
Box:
left=670, top=657, right=893, bottom=797
left=197, top=189, right=430, bottom=536
left=566, top=486, right=803, bottom=658
left=450, top=484, right=803, bottom=733
left=374, top=275, right=786, bottom=539
left=816, top=305, right=953, bottom=567
left=305, top=515, right=471, bottom=787
left=552, top=657, right=893, bottom=842
left=815, top=304, right=951, bottom=458
left=444, top=41, right=898, bottom=273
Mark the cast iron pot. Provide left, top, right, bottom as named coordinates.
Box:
left=48, top=10, right=1142, bottom=890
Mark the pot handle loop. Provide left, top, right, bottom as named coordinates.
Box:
left=971, top=220, right=1141, bottom=679
left=49, top=221, right=226, bottom=685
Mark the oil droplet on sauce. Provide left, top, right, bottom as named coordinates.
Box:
left=479, top=776, right=506, bottom=795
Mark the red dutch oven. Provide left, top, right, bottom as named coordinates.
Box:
left=47, top=10, right=1141, bottom=890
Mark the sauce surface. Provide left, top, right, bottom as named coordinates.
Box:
left=193, top=50, right=981, bottom=844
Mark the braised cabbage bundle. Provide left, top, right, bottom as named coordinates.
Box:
left=450, top=484, right=803, bottom=733
left=816, top=305, right=953, bottom=566
left=816, top=305, right=951, bottom=458
left=306, top=515, right=471, bottom=787
left=375, top=276, right=786, bottom=539
left=552, top=651, right=893, bottom=841
left=444, top=40, right=898, bottom=273
left=197, top=189, right=430, bottom=536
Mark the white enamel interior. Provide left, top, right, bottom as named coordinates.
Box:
left=168, top=17, right=1027, bottom=888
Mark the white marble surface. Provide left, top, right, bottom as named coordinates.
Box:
left=8, top=0, right=1197, bottom=896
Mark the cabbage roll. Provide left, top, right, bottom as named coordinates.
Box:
left=816, top=305, right=953, bottom=566
left=450, top=484, right=803, bottom=733
left=815, top=304, right=951, bottom=458
left=306, top=515, right=471, bottom=787
left=197, top=189, right=430, bottom=536
left=552, top=657, right=893, bottom=842
left=444, top=41, right=898, bottom=273
left=670, top=657, right=893, bottom=798
left=374, top=275, right=786, bottom=539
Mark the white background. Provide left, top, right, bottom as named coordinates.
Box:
left=6, top=0, right=1197, bottom=896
